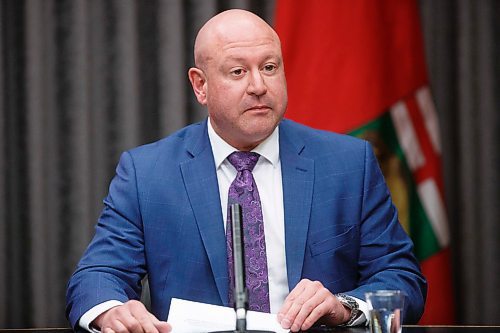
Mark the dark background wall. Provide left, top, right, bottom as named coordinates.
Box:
left=1, top=0, right=498, bottom=327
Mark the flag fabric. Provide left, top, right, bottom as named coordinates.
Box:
left=275, top=0, right=454, bottom=324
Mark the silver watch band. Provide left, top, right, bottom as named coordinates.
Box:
left=335, top=293, right=361, bottom=326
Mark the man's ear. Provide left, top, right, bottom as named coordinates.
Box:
left=188, top=67, right=208, bottom=105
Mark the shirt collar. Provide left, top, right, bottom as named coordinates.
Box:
left=207, top=117, right=280, bottom=169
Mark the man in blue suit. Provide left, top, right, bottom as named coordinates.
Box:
left=66, top=9, right=426, bottom=333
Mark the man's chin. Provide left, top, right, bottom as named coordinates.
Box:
left=238, top=129, right=276, bottom=149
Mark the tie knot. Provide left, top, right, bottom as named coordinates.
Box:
left=227, top=151, right=260, bottom=172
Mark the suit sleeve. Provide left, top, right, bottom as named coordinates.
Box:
left=66, top=151, right=146, bottom=329
left=345, top=142, right=427, bottom=324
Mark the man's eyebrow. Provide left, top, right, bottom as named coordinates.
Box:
left=223, top=54, right=282, bottom=64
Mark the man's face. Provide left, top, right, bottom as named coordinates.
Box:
left=192, top=23, right=288, bottom=150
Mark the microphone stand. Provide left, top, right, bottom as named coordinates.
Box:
left=211, top=204, right=274, bottom=333
left=230, top=203, right=249, bottom=332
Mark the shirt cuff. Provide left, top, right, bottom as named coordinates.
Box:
left=79, top=300, right=124, bottom=332
left=350, top=296, right=369, bottom=326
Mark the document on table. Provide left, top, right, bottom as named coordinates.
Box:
left=167, top=298, right=289, bottom=333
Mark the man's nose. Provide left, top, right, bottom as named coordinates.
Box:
left=246, top=70, right=267, bottom=96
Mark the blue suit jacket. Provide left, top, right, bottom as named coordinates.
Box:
left=66, top=119, right=426, bottom=328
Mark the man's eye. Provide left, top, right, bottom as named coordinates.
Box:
left=263, top=64, right=276, bottom=72
left=231, top=69, right=244, bottom=76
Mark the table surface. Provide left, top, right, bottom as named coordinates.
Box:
left=1, top=327, right=500, bottom=333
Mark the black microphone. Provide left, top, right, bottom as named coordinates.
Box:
left=210, top=204, right=274, bottom=333
left=230, top=203, right=249, bottom=332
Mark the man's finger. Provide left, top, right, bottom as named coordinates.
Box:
left=148, top=312, right=172, bottom=333
left=116, top=312, right=143, bottom=333
left=109, top=319, right=130, bottom=333
left=299, top=299, right=331, bottom=331
left=133, top=312, right=159, bottom=333
left=280, top=280, right=321, bottom=330
left=278, top=279, right=312, bottom=326
left=278, top=280, right=306, bottom=319
left=290, top=293, right=327, bottom=332
left=154, top=321, right=172, bottom=333
left=278, top=283, right=303, bottom=325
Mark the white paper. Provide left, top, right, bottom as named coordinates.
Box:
left=167, top=298, right=289, bottom=333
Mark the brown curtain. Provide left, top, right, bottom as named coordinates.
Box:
left=0, top=0, right=498, bottom=327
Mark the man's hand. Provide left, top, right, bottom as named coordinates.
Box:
left=277, top=279, right=351, bottom=332
left=91, top=300, right=172, bottom=333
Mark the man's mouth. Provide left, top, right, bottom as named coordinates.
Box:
left=246, top=104, right=271, bottom=111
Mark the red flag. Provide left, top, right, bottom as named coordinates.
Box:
left=275, top=0, right=454, bottom=324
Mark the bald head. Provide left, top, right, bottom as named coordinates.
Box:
left=194, top=9, right=281, bottom=71
left=187, top=9, right=287, bottom=151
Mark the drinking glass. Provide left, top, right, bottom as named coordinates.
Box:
left=365, top=290, right=404, bottom=333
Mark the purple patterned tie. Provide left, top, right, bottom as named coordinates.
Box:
left=226, top=151, right=270, bottom=313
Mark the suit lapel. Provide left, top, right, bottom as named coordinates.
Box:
left=180, top=120, right=228, bottom=305
left=279, top=121, right=315, bottom=290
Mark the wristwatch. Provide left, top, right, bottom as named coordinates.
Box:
left=335, top=293, right=360, bottom=326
